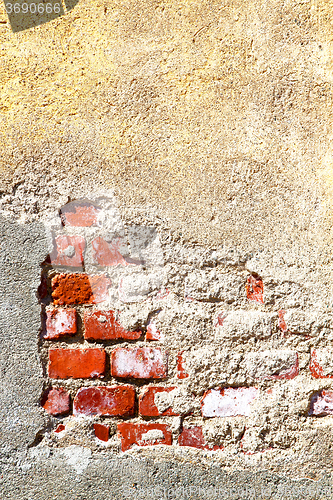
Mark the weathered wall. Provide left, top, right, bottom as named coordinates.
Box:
left=1, top=0, right=333, bottom=498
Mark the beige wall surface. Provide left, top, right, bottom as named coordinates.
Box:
left=0, top=0, right=333, bottom=251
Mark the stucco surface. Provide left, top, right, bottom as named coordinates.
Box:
left=1, top=0, right=333, bottom=497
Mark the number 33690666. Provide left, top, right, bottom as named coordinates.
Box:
left=5, top=3, right=61, bottom=14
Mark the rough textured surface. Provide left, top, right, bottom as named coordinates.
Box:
left=2, top=0, right=333, bottom=497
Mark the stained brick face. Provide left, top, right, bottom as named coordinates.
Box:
left=111, top=347, right=168, bottom=379
left=117, top=422, right=172, bottom=452
left=94, top=423, right=110, bottom=442
left=44, top=309, right=77, bottom=340
left=92, top=237, right=128, bottom=266
left=309, top=349, right=333, bottom=378
left=177, top=351, right=189, bottom=379
left=60, top=203, right=100, bottom=227
left=50, top=235, right=85, bottom=267
left=73, top=386, right=135, bottom=416
left=246, top=275, right=264, bottom=303
left=201, top=387, right=258, bottom=417
left=179, top=426, right=223, bottom=450
left=84, top=310, right=141, bottom=340
left=139, top=387, right=178, bottom=416
left=48, top=348, right=106, bottom=379
left=309, top=390, right=333, bottom=416
left=42, top=387, right=70, bottom=416
left=52, top=273, right=111, bottom=305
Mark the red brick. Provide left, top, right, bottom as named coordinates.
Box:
left=139, top=387, right=178, bottom=416
left=44, top=309, right=77, bottom=340
left=177, top=351, right=189, bottom=379
left=201, top=387, right=258, bottom=417
left=246, top=275, right=264, bottom=303
left=55, top=424, right=66, bottom=433
left=146, top=321, right=163, bottom=341
left=117, top=422, right=172, bottom=452
left=309, top=349, right=333, bottom=378
left=73, top=386, right=135, bottom=417
left=48, top=348, right=106, bottom=379
left=94, top=423, right=109, bottom=442
left=84, top=310, right=141, bottom=340
left=41, top=387, right=70, bottom=416
left=60, top=202, right=100, bottom=227
left=52, top=273, right=111, bottom=305
left=50, top=235, right=85, bottom=267
left=111, top=347, right=167, bottom=379
left=309, top=390, right=333, bottom=416
left=214, top=312, right=226, bottom=327
left=278, top=309, right=287, bottom=334
left=179, top=426, right=223, bottom=450
left=92, top=237, right=129, bottom=266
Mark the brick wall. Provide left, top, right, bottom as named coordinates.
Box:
left=38, top=198, right=333, bottom=454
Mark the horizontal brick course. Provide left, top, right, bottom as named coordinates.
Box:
left=111, top=347, right=167, bottom=379
left=52, top=273, right=111, bottom=305
left=84, top=310, right=141, bottom=340
left=48, top=348, right=106, bottom=379
left=117, top=422, right=172, bottom=451
left=73, top=386, right=135, bottom=416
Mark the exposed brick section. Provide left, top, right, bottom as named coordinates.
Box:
left=41, top=387, right=70, bottom=416
left=146, top=321, right=163, bottom=341
left=94, top=423, right=109, bottom=442
left=84, top=310, right=141, bottom=340
left=50, top=235, right=85, bottom=267
left=201, top=387, right=258, bottom=417
left=139, top=387, right=178, bottom=416
left=309, top=349, right=333, bottom=378
left=177, top=351, right=189, bottom=379
left=44, top=309, right=77, bottom=340
left=117, top=422, right=172, bottom=452
left=246, top=275, right=264, bottom=303
left=179, top=426, right=223, bottom=450
left=55, top=424, right=66, bottom=433
left=73, top=386, right=135, bottom=417
left=214, top=312, right=226, bottom=327
left=278, top=309, right=287, bottom=334
left=52, top=273, right=111, bottom=305
left=92, top=237, right=128, bottom=266
left=309, top=390, right=333, bottom=416
left=111, top=347, right=167, bottom=379
left=60, top=202, right=100, bottom=227
left=48, top=348, right=106, bottom=379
